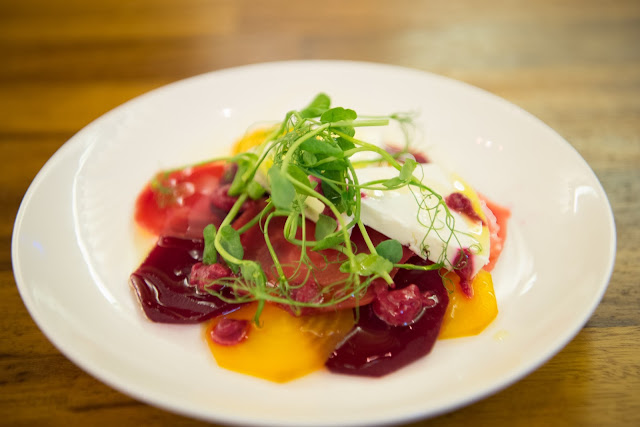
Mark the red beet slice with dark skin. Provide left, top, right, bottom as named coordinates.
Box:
left=325, top=256, right=449, bottom=377
left=130, top=236, right=240, bottom=323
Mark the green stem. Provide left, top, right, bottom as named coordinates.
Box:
left=332, top=119, right=389, bottom=127
left=214, top=192, right=249, bottom=265
left=394, top=262, right=442, bottom=271
left=286, top=174, right=354, bottom=254
left=262, top=212, right=288, bottom=286
left=236, top=202, right=274, bottom=234
left=281, top=123, right=331, bottom=172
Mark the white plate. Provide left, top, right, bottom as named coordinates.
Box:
left=12, top=61, right=615, bottom=426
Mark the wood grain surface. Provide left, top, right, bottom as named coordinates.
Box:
left=1, top=1, right=638, bottom=426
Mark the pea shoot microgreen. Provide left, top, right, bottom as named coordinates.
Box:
left=202, top=224, right=218, bottom=264
left=156, top=94, right=465, bottom=323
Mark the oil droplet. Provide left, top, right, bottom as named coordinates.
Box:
left=493, top=330, right=509, bottom=341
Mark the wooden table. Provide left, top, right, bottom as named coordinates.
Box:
left=2, top=1, right=638, bottom=425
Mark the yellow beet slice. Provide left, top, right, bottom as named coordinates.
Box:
left=205, top=303, right=354, bottom=383
left=231, top=127, right=273, bottom=154
left=439, top=270, right=498, bottom=339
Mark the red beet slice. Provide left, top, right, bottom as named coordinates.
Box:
left=445, top=192, right=485, bottom=225
left=189, top=262, right=233, bottom=291
left=130, top=236, right=240, bottom=323
left=210, top=318, right=250, bottom=346
left=325, top=256, right=449, bottom=377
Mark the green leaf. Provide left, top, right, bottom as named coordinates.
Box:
left=320, top=107, right=357, bottom=124
left=339, top=256, right=359, bottom=273
left=340, top=253, right=393, bottom=277
left=382, top=177, right=404, bottom=188
left=268, top=167, right=296, bottom=210
left=399, top=158, right=417, bottom=180
left=334, top=126, right=355, bottom=138
left=359, top=254, right=393, bottom=276
left=312, top=233, right=344, bottom=251
left=284, top=213, right=299, bottom=241
left=300, top=93, right=331, bottom=118
left=284, top=164, right=316, bottom=202
left=317, top=159, right=347, bottom=170
left=219, top=225, right=244, bottom=273
left=382, top=160, right=417, bottom=188
left=301, top=151, right=317, bottom=166
left=340, top=188, right=356, bottom=216
left=336, top=135, right=356, bottom=151
left=228, top=156, right=255, bottom=196
left=286, top=164, right=312, bottom=190
left=247, top=181, right=265, bottom=199
left=321, top=178, right=346, bottom=213
left=202, top=223, right=218, bottom=264
left=375, top=239, right=403, bottom=264
left=339, top=253, right=368, bottom=273
left=315, top=214, right=337, bottom=241
left=240, top=261, right=265, bottom=286
left=300, top=139, right=344, bottom=157
left=334, top=126, right=356, bottom=151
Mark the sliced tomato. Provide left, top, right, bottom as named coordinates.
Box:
left=134, top=162, right=229, bottom=238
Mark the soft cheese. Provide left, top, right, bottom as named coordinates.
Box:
left=354, top=163, right=490, bottom=278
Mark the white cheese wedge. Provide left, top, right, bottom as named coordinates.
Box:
left=354, top=164, right=490, bottom=277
